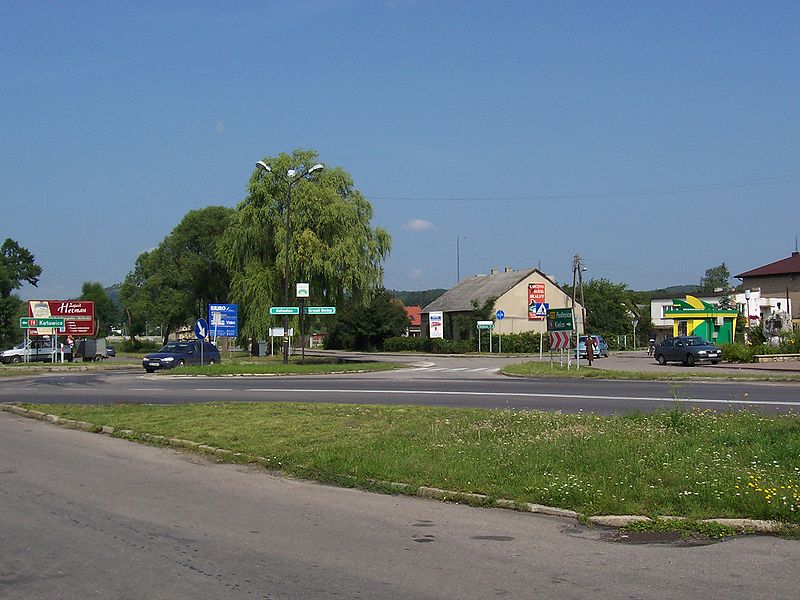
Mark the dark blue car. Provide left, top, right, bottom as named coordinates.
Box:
left=142, top=340, right=220, bottom=373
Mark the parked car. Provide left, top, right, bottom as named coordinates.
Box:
left=654, top=336, right=722, bottom=366
left=578, top=335, right=609, bottom=358
left=142, top=340, right=220, bottom=373
left=1, top=338, right=72, bottom=364
left=105, top=345, right=116, bottom=358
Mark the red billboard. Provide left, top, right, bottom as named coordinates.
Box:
left=528, top=283, right=546, bottom=320
left=28, top=300, right=95, bottom=336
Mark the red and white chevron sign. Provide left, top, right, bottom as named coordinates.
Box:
left=550, top=331, right=571, bottom=350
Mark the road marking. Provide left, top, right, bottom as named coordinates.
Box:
left=424, top=367, right=448, bottom=371
left=129, top=388, right=166, bottom=391
left=449, top=368, right=469, bottom=371
left=466, top=367, right=493, bottom=372
left=243, top=387, right=800, bottom=407
left=194, top=388, right=233, bottom=392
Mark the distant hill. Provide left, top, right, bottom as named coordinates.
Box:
left=635, top=285, right=698, bottom=300
left=105, top=283, right=122, bottom=308
left=388, top=289, right=447, bottom=308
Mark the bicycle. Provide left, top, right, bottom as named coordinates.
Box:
left=647, top=339, right=656, bottom=357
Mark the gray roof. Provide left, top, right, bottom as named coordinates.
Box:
left=422, top=268, right=549, bottom=313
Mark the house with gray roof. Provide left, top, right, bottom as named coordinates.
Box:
left=421, top=267, right=583, bottom=340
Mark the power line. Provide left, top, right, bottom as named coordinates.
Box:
left=367, top=174, right=800, bottom=202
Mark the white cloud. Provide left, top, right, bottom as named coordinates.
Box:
left=403, top=218, right=433, bottom=231
left=214, top=121, right=225, bottom=135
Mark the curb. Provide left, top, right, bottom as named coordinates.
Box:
left=1, top=403, right=792, bottom=536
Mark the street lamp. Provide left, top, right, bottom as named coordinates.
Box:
left=255, top=160, right=324, bottom=363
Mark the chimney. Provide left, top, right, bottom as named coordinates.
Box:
left=504, top=267, right=513, bottom=273
left=490, top=268, right=498, bottom=275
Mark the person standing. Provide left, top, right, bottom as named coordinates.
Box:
left=585, top=334, right=595, bottom=366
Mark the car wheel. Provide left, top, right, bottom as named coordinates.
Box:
left=685, top=354, right=695, bottom=367
left=710, top=360, right=720, bottom=364
left=656, top=354, right=666, bottom=365
left=208, top=359, right=215, bottom=365
left=11, top=356, right=21, bottom=364
left=145, top=368, right=155, bottom=373
left=178, top=359, right=185, bottom=367
left=93, top=355, right=103, bottom=362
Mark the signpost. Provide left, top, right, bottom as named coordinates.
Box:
left=477, top=320, right=493, bottom=352
left=20, top=317, right=65, bottom=329
left=194, top=318, right=208, bottom=340
left=495, top=310, right=504, bottom=353
left=270, top=307, right=300, bottom=315
left=547, top=308, right=575, bottom=369
left=547, top=308, right=574, bottom=331
left=304, top=306, right=336, bottom=315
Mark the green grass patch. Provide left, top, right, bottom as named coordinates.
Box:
left=27, top=401, right=800, bottom=524
left=502, top=361, right=800, bottom=382
left=620, top=518, right=737, bottom=538
left=168, top=360, right=402, bottom=376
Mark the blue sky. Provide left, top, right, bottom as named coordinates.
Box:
left=3, top=1, right=799, bottom=300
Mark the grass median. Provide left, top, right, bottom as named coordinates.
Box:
left=168, top=360, right=402, bottom=376
left=502, top=361, right=800, bottom=382
left=28, top=401, right=800, bottom=526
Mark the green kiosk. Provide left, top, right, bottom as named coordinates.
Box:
left=663, top=295, right=738, bottom=344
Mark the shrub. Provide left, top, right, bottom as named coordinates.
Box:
left=383, top=333, right=551, bottom=354
left=120, top=338, right=162, bottom=353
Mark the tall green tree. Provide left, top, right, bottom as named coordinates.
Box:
left=0, top=239, right=42, bottom=347
left=219, top=149, right=391, bottom=341
left=699, top=263, right=731, bottom=293
left=78, top=282, right=119, bottom=337
left=325, top=289, right=408, bottom=350
left=582, top=278, right=635, bottom=335
left=120, top=206, right=234, bottom=344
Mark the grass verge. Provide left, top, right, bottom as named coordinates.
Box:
left=27, top=401, right=800, bottom=525
left=168, top=360, right=402, bottom=376
left=502, top=361, right=800, bottom=382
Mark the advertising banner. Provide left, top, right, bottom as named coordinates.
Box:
left=28, top=300, right=95, bottom=336
left=209, top=303, right=238, bottom=337
left=429, top=311, right=444, bottom=339
left=528, top=283, right=546, bottom=320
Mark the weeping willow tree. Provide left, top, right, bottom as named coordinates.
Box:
left=218, top=149, right=391, bottom=341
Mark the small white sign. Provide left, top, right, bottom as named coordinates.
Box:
left=296, top=283, right=310, bottom=298
left=269, top=327, right=294, bottom=337
left=429, top=311, right=444, bottom=339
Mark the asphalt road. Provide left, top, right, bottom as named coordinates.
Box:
left=2, top=411, right=798, bottom=600
left=1, top=364, right=799, bottom=414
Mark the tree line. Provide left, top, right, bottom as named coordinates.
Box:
left=119, top=149, right=393, bottom=348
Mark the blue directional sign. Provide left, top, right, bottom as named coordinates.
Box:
left=495, top=309, right=505, bottom=320
left=194, top=318, right=209, bottom=340
left=208, top=304, right=238, bottom=337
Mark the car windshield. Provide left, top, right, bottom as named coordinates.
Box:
left=160, top=342, right=192, bottom=352
left=685, top=337, right=708, bottom=346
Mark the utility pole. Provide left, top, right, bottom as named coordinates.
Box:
left=571, top=254, right=587, bottom=368
left=456, top=236, right=465, bottom=283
